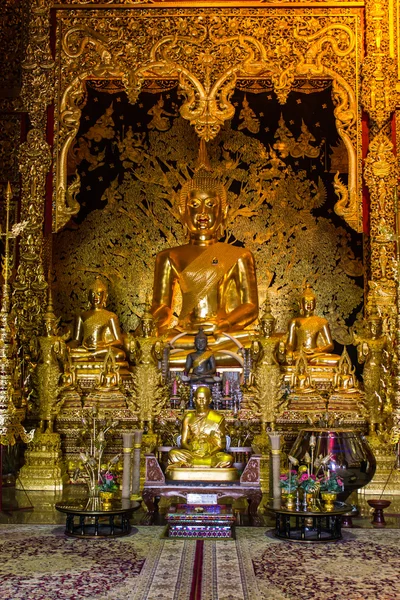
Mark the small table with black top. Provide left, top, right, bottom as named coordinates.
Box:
left=268, top=501, right=351, bottom=542
left=55, top=499, right=140, bottom=538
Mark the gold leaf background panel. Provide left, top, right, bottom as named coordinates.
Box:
left=53, top=82, right=363, bottom=343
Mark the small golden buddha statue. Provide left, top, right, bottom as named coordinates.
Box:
left=167, top=386, right=235, bottom=480
left=284, top=283, right=340, bottom=366
left=290, top=353, right=316, bottom=395
left=333, top=349, right=359, bottom=394
left=151, top=140, right=258, bottom=360
left=68, top=277, right=126, bottom=362
left=181, top=328, right=218, bottom=384
left=95, top=351, right=121, bottom=391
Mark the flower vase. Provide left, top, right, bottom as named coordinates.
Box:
left=100, top=491, right=114, bottom=510
left=321, top=492, right=337, bottom=512
left=286, top=493, right=296, bottom=511
left=306, top=492, right=316, bottom=510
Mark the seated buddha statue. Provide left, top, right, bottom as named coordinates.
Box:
left=290, top=354, right=316, bottom=395
left=333, top=350, right=359, bottom=394
left=68, top=277, right=126, bottom=362
left=167, top=386, right=235, bottom=479
left=181, top=328, right=219, bottom=384
left=95, top=351, right=121, bottom=391
left=151, top=140, right=258, bottom=362
left=283, top=284, right=340, bottom=367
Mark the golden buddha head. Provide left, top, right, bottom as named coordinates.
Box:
left=300, top=283, right=316, bottom=315
left=179, top=140, right=228, bottom=238
left=88, top=277, right=108, bottom=308
left=194, top=385, right=212, bottom=412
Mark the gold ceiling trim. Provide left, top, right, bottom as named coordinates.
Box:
left=52, top=1, right=365, bottom=7
left=54, top=8, right=362, bottom=232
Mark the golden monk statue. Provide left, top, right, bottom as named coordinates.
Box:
left=167, top=386, right=235, bottom=480
left=68, top=277, right=126, bottom=362
left=181, top=328, right=218, bottom=384
left=283, top=283, right=339, bottom=366
left=151, top=140, right=258, bottom=358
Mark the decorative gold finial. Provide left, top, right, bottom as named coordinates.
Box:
left=195, top=138, right=212, bottom=173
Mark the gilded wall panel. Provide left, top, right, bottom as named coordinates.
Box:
left=52, top=79, right=364, bottom=347
left=54, top=7, right=363, bottom=233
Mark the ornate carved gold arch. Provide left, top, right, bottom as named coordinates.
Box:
left=54, top=8, right=363, bottom=233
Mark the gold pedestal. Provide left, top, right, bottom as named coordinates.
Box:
left=167, top=466, right=238, bottom=482
left=84, top=390, right=127, bottom=410
left=17, top=431, right=68, bottom=492
left=363, top=442, right=400, bottom=495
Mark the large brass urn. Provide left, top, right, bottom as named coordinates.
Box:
left=290, top=428, right=376, bottom=501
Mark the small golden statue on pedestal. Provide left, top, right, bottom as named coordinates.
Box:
left=68, top=277, right=126, bottom=362
left=166, top=386, right=236, bottom=481
left=284, top=284, right=340, bottom=367
left=19, top=289, right=68, bottom=491
left=290, top=353, right=316, bottom=395
left=249, top=301, right=283, bottom=428
left=328, top=348, right=363, bottom=414
left=83, top=348, right=127, bottom=411
left=33, top=291, right=68, bottom=433
left=284, top=351, right=326, bottom=412
left=333, top=349, right=359, bottom=394
left=355, top=307, right=388, bottom=435
left=151, top=139, right=258, bottom=365
left=128, top=306, right=167, bottom=429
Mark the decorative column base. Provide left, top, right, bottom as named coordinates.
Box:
left=17, top=431, right=68, bottom=491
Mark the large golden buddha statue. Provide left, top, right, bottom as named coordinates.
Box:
left=166, top=386, right=236, bottom=481
left=151, top=140, right=258, bottom=355
left=68, top=277, right=126, bottom=362
left=283, top=283, right=340, bottom=367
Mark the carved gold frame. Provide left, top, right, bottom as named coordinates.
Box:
left=53, top=6, right=364, bottom=232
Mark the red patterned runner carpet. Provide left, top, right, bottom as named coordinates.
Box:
left=1, top=525, right=399, bottom=599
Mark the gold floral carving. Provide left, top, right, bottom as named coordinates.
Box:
left=14, top=129, right=51, bottom=340
left=364, top=131, right=397, bottom=315
left=54, top=9, right=363, bottom=232
left=361, top=0, right=397, bottom=128
left=20, top=0, right=54, bottom=130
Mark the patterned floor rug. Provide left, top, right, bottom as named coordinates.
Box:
left=240, top=528, right=400, bottom=600
left=1, top=525, right=399, bottom=600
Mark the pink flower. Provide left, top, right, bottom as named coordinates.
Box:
left=299, top=473, right=309, bottom=482
left=105, top=473, right=114, bottom=481
left=280, top=475, right=288, bottom=480
left=337, top=477, right=343, bottom=486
